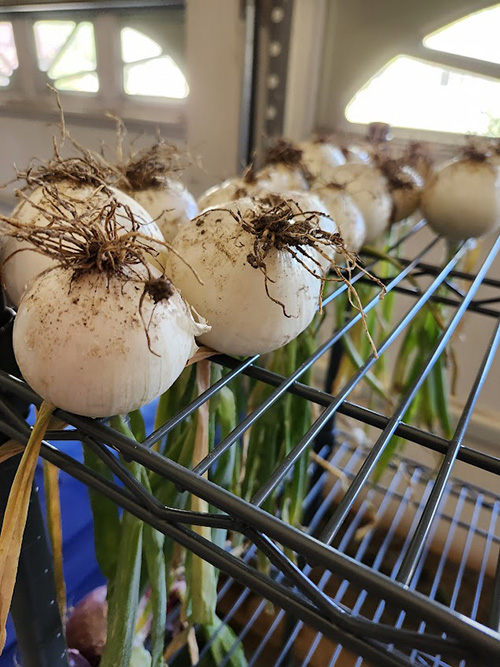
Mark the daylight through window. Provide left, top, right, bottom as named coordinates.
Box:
left=345, top=4, right=500, bottom=136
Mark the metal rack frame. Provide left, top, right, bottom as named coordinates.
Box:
left=1, top=219, right=500, bottom=666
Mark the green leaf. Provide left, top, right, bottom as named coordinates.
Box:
left=99, top=491, right=144, bottom=667
left=129, top=409, right=146, bottom=442
left=200, top=615, right=247, bottom=667
left=130, top=645, right=153, bottom=667
left=141, top=470, right=166, bottom=667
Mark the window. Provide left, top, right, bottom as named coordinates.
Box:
left=34, top=20, right=98, bottom=92
left=346, top=56, right=500, bottom=136
left=0, top=7, right=187, bottom=122
left=424, top=4, right=500, bottom=66
left=0, top=22, right=18, bottom=88
left=120, top=27, right=188, bottom=99
left=345, top=4, right=500, bottom=136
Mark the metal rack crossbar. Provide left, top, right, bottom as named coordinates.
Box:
left=1, top=221, right=500, bottom=665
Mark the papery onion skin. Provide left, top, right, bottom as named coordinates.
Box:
left=389, top=164, right=423, bottom=223
left=298, top=140, right=346, bottom=178
left=256, top=163, right=310, bottom=192
left=167, top=199, right=324, bottom=356
left=13, top=266, right=206, bottom=417
left=68, top=650, right=92, bottom=667
left=1, top=182, right=164, bottom=308
left=131, top=179, right=199, bottom=242
left=311, top=183, right=366, bottom=252
left=421, top=159, right=500, bottom=241
left=198, top=176, right=265, bottom=211
left=320, top=164, right=392, bottom=243
left=66, top=586, right=107, bottom=667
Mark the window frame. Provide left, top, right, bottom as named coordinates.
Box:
left=0, top=4, right=187, bottom=126
left=308, top=0, right=500, bottom=144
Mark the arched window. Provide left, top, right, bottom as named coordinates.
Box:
left=0, top=7, right=188, bottom=123
left=0, top=22, right=18, bottom=88
left=345, top=4, right=500, bottom=136
left=34, top=20, right=98, bottom=93
left=120, top=27, right=188, bottom=99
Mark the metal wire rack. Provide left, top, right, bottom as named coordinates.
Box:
left=1, top=219, right=500, bottom=666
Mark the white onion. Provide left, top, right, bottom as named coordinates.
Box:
left=13, top=264, right=207, bottom=417
left=421, top=156, right=500, bottom=241
left=298, top=140, right=346, bottom=178
left=376, top=159, right=424, bottom=223
left=198, top=174, right=265, bottom=211
left=319, top=164, right=392, bottom=244
left=256, top=163, right=309, bottom=192
left=166, top=197, right=333, bottom=356
left=311, top=183, right=366, bottom=253
left=256, top=139, right=310, bottom=192
left=1, top=182, right=164, bottom=308
left=130, top=179, right=199, bottom=242
left=341, top=144, right=372, bottom=164
left=260, top=190, right=338, bottom=270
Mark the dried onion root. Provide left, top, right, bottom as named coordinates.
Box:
left=167, top=195, right=384, bottom=356
left=1, top=192, right=208, bottom=417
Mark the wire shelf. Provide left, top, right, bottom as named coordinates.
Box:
left=1, top=220, right=500, bottom=666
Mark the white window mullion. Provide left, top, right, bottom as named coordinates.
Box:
left=11, top=16, right=42, bottom=100
left=93, top=13, right=122, bottom=109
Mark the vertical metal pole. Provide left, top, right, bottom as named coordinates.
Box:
left=0, top=292, right=69, bottom=667
left=238, top=0, right=259, bottom=168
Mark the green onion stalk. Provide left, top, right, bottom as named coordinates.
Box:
left=82, top=360, right=246, bottom=667
left=372, top=238, right=481, bottom=482
left=241, top=321, right=317, bottom=574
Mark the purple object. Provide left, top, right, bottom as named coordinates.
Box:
left=68, top=648, right=92, bottom=667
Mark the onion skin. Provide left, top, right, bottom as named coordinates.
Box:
left=131, top=179, right=199, bottom=242
left=256, top=163, right=309, bottom=192
left=198, top=176, right=264, bottom=211
left=298, top=141, right=346, bottom=177
left=65, top=586, right=107, bottom=667
left=167, top=199, right=324, bottom=356
left=311, top=184, right=366, bottom=252
left=421, top=159, right=500, bottom=241
left=390, top=164, right=423, bottom=223
left=68, top=649, right=93, bottom=667
left=1, top=182, right=164, bottom=308
left=319, top=164, right=392, bottom=243
left=13, top=266, right=206, bottom=417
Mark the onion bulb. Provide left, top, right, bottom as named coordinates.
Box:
left=66, top=586, right=107, bottom=666
left=311, top=182, right=366, bottom=252
left=1, top=183, right=164, bottom=308
left=256, top=139, right=310, bottom=192
left=197, top=167, right=264, bottom=210
left=298, top=139, right=346, bottom=178
left=319, top=164, right=392, bottom=243
left=4, top=195, right=208, bottom=417
left=421, top=152, right=500, bottom=241
left=376, top=158, right=424, bottom=223
left=259, top=190, right=338, bottom=269
left=117, top=142, right=198, bottom=242
left=341, top=145, right=372, bottom=164
left=166, top=196, right=356, bottom=356
left=405, top=141, right=434, bottom=182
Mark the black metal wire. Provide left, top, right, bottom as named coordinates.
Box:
left=250, top=240, right=468, bottom=508
left=395, top=317, right=500, bottom=585
left=213, top=357, right=500, bottom=476
left=2, top=222, right=500, bottom=665
left=2, top=379, right=500, bottom=661
left=193, top=235, right=443, bottom=478
left=320, top=233, right=500, bottom=545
